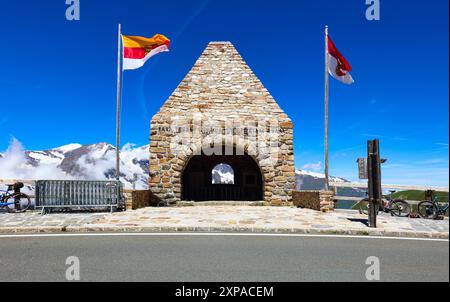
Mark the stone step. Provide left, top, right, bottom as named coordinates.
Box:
left=175, top=201, right=269, bottom=207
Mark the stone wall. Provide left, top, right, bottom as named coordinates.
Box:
left=292, top=190, right=336, bottom=212
left=149, top=42, right=295, bottom=205
left=319, top=191, right=335, bottom=212
left=292, top=191, right=321, bottom=211
left=124, top=190, right=160, bottom=210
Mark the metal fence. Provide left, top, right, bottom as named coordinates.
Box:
left=35, top=180, right=124, bottom=212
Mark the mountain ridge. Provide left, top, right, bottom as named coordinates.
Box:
left=0, top=142, right=362, bottom=195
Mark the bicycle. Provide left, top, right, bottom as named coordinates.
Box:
left=0, top=182, right=32, bottom=213
left=417, top=196, right=449, bottom=220
left=359, top=190, right=411, bottom=217
left=157, top=200, right=169, bottom=207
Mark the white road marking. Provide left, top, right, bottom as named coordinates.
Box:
left=0, top=233, right=448, bottom=242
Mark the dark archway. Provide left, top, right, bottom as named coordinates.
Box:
left=181, top=150, right=263, bottom=201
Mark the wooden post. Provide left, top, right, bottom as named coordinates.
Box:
left=116, top=24, right=122, bottom=181
left=368, top=139, right=382, bottom=228
left=367, top=140, right=376, bottom=227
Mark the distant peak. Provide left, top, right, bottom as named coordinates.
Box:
left=53, top=143, right=82, bottom=153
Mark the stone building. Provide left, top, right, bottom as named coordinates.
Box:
left=149, top=42, right=295, bottom=205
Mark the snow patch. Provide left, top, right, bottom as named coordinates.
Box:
left=28, top=151, right=61, bottom=165
left=0, top=138, right=72, bottom=180
left=212, top=164, right=235, bottom=184
left=296, top=169, right=346, bottom=183
left=53, top=143, right=82, bottom=153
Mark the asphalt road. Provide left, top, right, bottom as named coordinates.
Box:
left=0, top=234, right=448, bottom=282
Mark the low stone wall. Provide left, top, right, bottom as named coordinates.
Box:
left=292, top=190, right=335, bottom=212
left=124, top=190, right=160, bottom=210
left=292, top=191, right=321, bottom=211
left=124, top=189, right=334, bottom=211
left=319, top=191, right=335, bottom=213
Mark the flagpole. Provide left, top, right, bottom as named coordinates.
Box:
left=115, top=23, right=122, bottom=181
left=324, top=25, right=330, bottom=191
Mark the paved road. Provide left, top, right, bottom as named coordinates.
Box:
left=0, top=234, right=448, bottom=282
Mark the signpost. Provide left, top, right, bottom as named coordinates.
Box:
left=358, top=139, right=384, bottom=228
left=357, top=158, right=368, bottom=180
left=367, top=140, right=383, bottom=228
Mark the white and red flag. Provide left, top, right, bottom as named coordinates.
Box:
left=323, top=27, right=354, bottom=191
left=327, top=36, right=354, bottom=84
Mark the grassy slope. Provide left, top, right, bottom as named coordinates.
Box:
left=392, top=190, right=449, bottom=203
left=351, top=190, right=449, bottom=211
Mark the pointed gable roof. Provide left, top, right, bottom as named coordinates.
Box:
left=153, top=42, right=291, bottom=123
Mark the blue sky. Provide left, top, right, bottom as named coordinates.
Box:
left=0, top=0, right=448, bottom=186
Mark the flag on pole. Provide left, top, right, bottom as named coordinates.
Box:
left=327, top=36, right=354, bottom=84
left=122, top=34, right=170, bottom=70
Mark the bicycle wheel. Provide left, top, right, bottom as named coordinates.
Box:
left=359, top=199, right=379, bottom=215
left=390, top=200, right=411, bottom=217
left=5, top=193, right=31, bottom=213
left=157, top=201, right=168, bottom=207
left=417, top=201, right=438, bottom=219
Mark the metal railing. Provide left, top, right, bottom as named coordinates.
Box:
left=330, top=182, right=449, bottom=192
left=330, top=182, right=449, bottom=210
left=182, top=185, right=262, bottom=201
left=35, top=180, right=124, bottom=212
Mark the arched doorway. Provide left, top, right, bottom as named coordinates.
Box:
left=181, top=150, right=263, bottom=201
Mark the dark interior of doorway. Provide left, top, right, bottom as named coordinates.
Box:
left=181, top=150, right=263, bottom=201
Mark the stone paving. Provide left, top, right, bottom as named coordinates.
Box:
left=0, top=206, right=448, bottom=238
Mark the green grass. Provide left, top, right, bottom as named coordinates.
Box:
left=352, top=191, right=449, bottom=217
left=349, top=190, right=449, bottom=212
left=351, top=200, right=367, bottom=211
left=391, top=190, right=449, bottom=203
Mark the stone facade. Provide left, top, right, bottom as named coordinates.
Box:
left=149, top=42, right=295, bottom=205
left=124, top=189, right=160, bottom=210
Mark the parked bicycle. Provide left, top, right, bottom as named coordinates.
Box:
left=417, top=196, right=449, bottom=220
left=359, top=190, right=411, bottom=217
left=0, top=182, right=31, bottom=213
left=157, top=200, right=169, bottom=207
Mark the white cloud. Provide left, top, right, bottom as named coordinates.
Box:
left=0, top=138, right=72, bottom=181
left=435, top=143, right=449, bottom=148
left=416, top=158, right=449, bottom=165
left=0, top=139, right=149, bottom=190
left=74, top=143, right=149, bottom=189
left=302, top=161, right=322, bottom=172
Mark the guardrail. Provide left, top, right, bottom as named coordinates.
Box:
left=331, top=182, right=449, bottom=210
left=333, top=196, right=421, bottom=204
left=34, top=180, right=124, bottom=213
left=330, top=182, right=449, bottom=192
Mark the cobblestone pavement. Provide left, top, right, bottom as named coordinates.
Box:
left=0, top=206, right=448, bottom=238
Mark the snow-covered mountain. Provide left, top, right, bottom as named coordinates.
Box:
left=212, top=164, right=235, bottom=184
left=0, top=140, right=149, bottom=189
left=295, top=169, right=346, bottom=190
left=295, top=169, right=365, bottom=197
left=1, top=140, right=362, bottom=195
